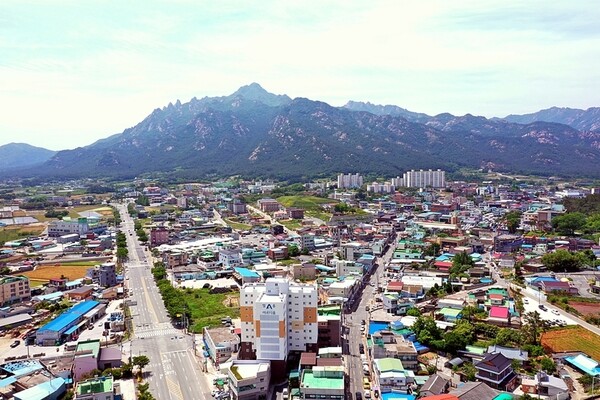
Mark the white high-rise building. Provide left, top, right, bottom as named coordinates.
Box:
left=401, top=169, right=446, bottom=188
left=238, top=278, right=318, bottom=362
left=337, top=173, right=364, bottom=189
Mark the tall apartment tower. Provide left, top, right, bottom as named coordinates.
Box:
left=402, top=169, right=446, bottom=188
left=238, top=278, right=318, bottom=377
left=337, top=173, right=364, bottom=189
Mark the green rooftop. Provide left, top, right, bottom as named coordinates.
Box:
left=75, top=339, right=101, bottom=359
left=439, top=307, right=462, bottom=318
left=301, top=370, right=344, bottom=390
left=318, top=305, right=342, bottom=316
left=465, top=345, right=487, bottom=355
left=375, top=358, right=404, bottom=372
left=76, top=376, right=113, bottom=395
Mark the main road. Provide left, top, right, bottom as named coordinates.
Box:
left=116, top=204, right=212, bottom=400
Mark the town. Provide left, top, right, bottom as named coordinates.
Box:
left=0, top=170, right=599, bottom=400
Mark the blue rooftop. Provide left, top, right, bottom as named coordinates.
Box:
left=234, top=267, right=260, bottom=278
left=381, top=393, right=415, bottom=400
left=14, top=377, right=66, bottom=400
left=38, top=300, right=99, bottom=333
left=369, top=321, right=390, bottom=336
left=565, top=354, right=600, bottom=376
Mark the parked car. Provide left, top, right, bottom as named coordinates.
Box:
left=551, top=309, right=560, bottom=315
left=10, top=340, right=20, bottom=348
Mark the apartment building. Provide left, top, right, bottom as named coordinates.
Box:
left=337, top=173, right=363, bottom=189
left=395, top=169, right=446, bottom=188
left=86, top=262, right=117, bottom=288
left=238, top=278, right=318, bottom=378
left=0, top=275, right=31, bottom=306
left=257, top=198, right=281, bottom=213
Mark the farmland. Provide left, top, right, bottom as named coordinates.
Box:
left=541, top=326, right=600, bottom=360
left=0, top=224, right=46, bottom=244
left=21, top=263, right=92, bottom=282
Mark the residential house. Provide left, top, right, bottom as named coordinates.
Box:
left=474, top=352, right=517, bottom=391
left=373, top=358, right=416, bottom=393
left=227, top=360, right=271, bottom=400
left=419, top=372, right=451, bottom=397
left=203, top=326, right=240, bottom=366
left=371, top=331, right=418, bottom=371
left=520, top=372, right=568, bottom=398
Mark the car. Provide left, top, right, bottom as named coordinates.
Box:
left=282, top=388, right=289, bottom=399
left=356, top=393, right=363, bottom=400
left=539, top=304, right=547, bottom=311
left=523, top=298, right=529, bottom=304
left=359, top=344, right=365, bottom=354
left=365, top=390, right=372, bottom=399
left=551, top=309, right=560, bottom=315
left=10, top=340, right=20, bottom=348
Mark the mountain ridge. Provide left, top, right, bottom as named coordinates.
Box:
left=0, top=143, right=56, bottom=171
left=9, top=85, right=600, bottom=180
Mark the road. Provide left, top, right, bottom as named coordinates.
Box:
left=117, top=204, right=211, bottom=400
left=344, top=235, right=395, bottom=399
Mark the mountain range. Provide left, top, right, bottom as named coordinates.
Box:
left=6, top=83, right=600, bottom=180
left=0, top=143, right=56, bottom=171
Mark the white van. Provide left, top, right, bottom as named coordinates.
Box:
left=282, top=388, right=289, bottom=399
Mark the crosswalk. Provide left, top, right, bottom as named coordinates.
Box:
left=135, top=328, right=182, bottom=339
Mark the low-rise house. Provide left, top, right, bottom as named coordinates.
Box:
left=75, top=375, right=119, bottom=400
left=371, top=331, right=418, bottom=371
left=227, top=360, right=271, bottom=400
left=486, top=345, right=528, bottom=365
left=474, top=352, right=517, bottom=391
left=373, top=358, right=416, bottom=393
left=419, top=372, right=451, bottom=397
left=300, top=366, right=345, bottom=400
left=521, top=371, right=568, bottom=398
left=487, top=306, right=510, bottom=325
left=203, top=326, right=240, bottom=366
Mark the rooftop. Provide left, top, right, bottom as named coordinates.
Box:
left=301, top=368, right=344, bottom=390
left=76, top=376, right=113, bottom=395
left=38, top=300, right=99, bottom=333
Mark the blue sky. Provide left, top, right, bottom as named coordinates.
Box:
left=1, top=1, right=599, bottom=150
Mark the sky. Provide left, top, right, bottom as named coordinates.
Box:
left=1, top=1, right=599, bottom=151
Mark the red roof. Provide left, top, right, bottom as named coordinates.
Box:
left=489, top=306, right=509, bottom=319
left=489, top=294, right=504, bottom=300
left=387, top=281, right=404, bottom=291
left=421, top=395, right=459, bottom=400
left=434, top=261, right=452, bottom=270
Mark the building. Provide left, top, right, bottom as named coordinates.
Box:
left=36, top=301, right=104, bottom=345
left=317, top=315, right=341, bottom=348
left=203, top=326, right=241, bottom=366
left=0, top=275, right=30, bottom=306
left=293, top=263, right=317, bottom=281
left=373, top=357, right=416, bottom=393
left=48, top=218, right=89, bottom=237
left=150, top=227, right=169, bottom=246
left=238, top=278, right=318, bottom=377
left=75, top=376, right=118, bottom=400
left=371, top=331, right=419, bottom=371
left=337, top=173, right=363, bottom=189
left=86, top=262, right=117, bottom=287
left=300, top=366, right=345, bottom=400
left=219, top=247, right=244, bottom=268
left=287, top=208, right=305, bottom=219
left=474, top=352, right=517, bottom=391
left=73, top=339, right=102, bottom=382
left=257, top=198, right=281, bottom=213
left=520, top=372, right=568, bottom=398
left=227, top=360, right=271, bottom=400
left=400, top=169, right=446, bottom=188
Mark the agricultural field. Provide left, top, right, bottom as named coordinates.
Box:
left=569, top=301, right=600, bottom=317
left=21, top=264, right=92, bottom=282
left=279, top=219, right=303, bottom=231
left=223, top=218, right=252, bottom=231
left=0, top=224, right=46, bottom=244
left=541, top=326, right=600, bottom=360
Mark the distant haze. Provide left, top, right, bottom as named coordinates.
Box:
left=1, top=1, right=599, bottom=150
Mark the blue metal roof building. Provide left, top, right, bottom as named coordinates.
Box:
left=36, top=301, right=99, bottom=345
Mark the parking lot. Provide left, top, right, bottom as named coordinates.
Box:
left=521, top=296, right=577, bottom=326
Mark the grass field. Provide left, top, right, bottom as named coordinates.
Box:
left=223, top=218, right=252, bottom=231
left=28, top=279, right=49, bottom=287
left=57, top=261, right=100, bottom=267
left=306, top=210, right=332, bottom=223
left=541, top=325, right=600, bottom=360
left=68, top=205, right=114, bottom=219
left=22, top=264, right=91, bottom=281
left=277, top=195, right=337, bottom=211
left=0, top=225, right=46, bottom=244
left=279, top=219, right=303, bottom=231
left=184, top=289, right=240, bottom=333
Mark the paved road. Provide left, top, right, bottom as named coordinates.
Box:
left=117, top=204, right=211, bottom=400
left=344, top=235, right=396, bottom=399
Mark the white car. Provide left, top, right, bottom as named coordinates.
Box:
left=551, top=309, right=560, bottom=315
left=523, top=298, right=528, bottom=304
left=364, top=390, right=371, bottom=398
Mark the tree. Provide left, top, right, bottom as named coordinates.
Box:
left=552, top=212, right=586, bottom=235
left=450, top=252, right=474, bottom=277
left=411, top=316, right=443, bottom=345
left=522, top=311, right=548, bottom=346
left=541, top=249, right=584, bottom=272
left=287, top=244, right=300, bottom=257
left=406, top=308, right=421, bottom=317
left=539, top=356, right=556, bottom=374
left=461, top=362, right=476, bottom=381
left=423, top=242, right=441, bottom=257
left=504, top=211, right=522, bottom=234
left=133, top=355, right=150, bottom=377
left=116, top=247, right=129, bottom=262
left=494, top=328, right=523, bottom=346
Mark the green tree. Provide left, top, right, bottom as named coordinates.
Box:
left=133, top=355, right=150, bottom=377
left=423, top=242, right=441, bottom=257
left=461, top=362, right=477, bottom=381
left=522, top=311, right=548, bottom=346
left=494, top=328, right=523, bottom=346
left=540, top=356, right=556, bottom=374
left=411, top=316, right=443, bottom=345
left=541, top=249, right=584, bottom=272
left=552, top=212, right=586, bottom=235
left=450, top=252, right=474, bottom=277
left=406, top=308, right=421, bottom=317
left=116, top=247, right=129, bottom=262
left=504, top=211, right=522, bottom=234
left=287, top=244, right=300, bottom=257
